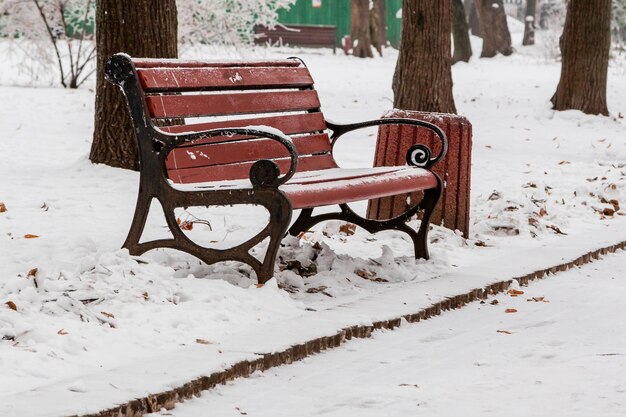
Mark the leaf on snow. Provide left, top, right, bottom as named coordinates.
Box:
left=0, top=202, right=6, bottom=213
left=195, top=338, right=213, bottom=345
left=5, top=301, right=17, bottom=311
left=24, top=234, right=40, bottom=239
left=497, top=330, right=513, bottom=334
left=339, top=223, right=357, bottom=236
left=505, top=308, right=518, bottom=314
left=100, top=311, right=115, bottom=319
left=507, top=289, right=525, bottom=297
left=57, top=329, right=69, bottom=335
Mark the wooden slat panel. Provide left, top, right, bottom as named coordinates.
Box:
left=138, top=67, right=314, bottom=92
left=160, top=113, right=327, bottom=145
left=133, top=59, right=301, bottom=69
left=165, top=133, right=332, bottom=170
left=147, top=90, right=320, bottom=119
left=168, top=154, right=338, bottom=184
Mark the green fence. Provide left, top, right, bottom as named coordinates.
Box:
left=276, top=0, right=403, bottom=48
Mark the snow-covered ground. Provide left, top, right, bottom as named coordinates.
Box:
left=149, top=250, right=626, bottom=417
left=1, top=26, right=626, bottom=415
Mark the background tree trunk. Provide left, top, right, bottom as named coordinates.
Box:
left=351, top=0, right=373, bottom=58
left=393, top=0, right=456, bottom=113
left=370, top=0, right=386, bottom=56
left=522, top=0, right=537, bottom=46
left=90, top=0, right=178, bottom=170
left=452, top=0, right=473, bottom=63
left=468, top=0, right=481, bottom=37
left=474, top=0, right=513, bottom=57
left=551, top=0, right=611, bottom=116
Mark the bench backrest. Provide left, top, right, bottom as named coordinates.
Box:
left=254, top=25, right=337, bottom=50
left=131, top=58, right=335, bottom=184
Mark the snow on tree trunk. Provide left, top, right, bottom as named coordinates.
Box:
left=551, top=0, right=611, bottom=116
left=351, top=0, right=374, bottom=58
left=452, top=0, right=473, bottom=64
left=474, top=0, right=513, bottom=57
left=522, top=0, right=537, bottom=46
left=90, top=0, right=178, bottom=170
left=392, top=0, right=456, bottom=113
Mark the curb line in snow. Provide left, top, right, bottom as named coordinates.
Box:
left=77, top=240, right=626, bottom=417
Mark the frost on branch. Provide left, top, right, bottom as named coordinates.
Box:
left=0, top=0, right=96, bottom=88
left=176, top=0, right=296, bottom=46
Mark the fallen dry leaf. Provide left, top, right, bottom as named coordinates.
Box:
left=505, top=308, right=518, bottom=314
left=27, top=268, right=38, bottom=278
left=5, top=301, right=17, bottom=311
left=497, top=330, right=513, bottom=335
left=539, top=207, right=548, bottom=217
left=100, top=311, right=115, bottom=319
left=57, top=329, right=68, bottom=335
left=558, top=160, right=571, bottom=165
left=195, top=338, right=212, bottom=345
left=255, top=283, right=264, bottom=288
left=24, top=234, right=40, bottom=239
left=0, top=202, right=6, bottom=213
left=339, top=223, right=357, bottom=236
left=490, top=299, right=499, bottom=305
left=508, top=289, right=525, bottom=297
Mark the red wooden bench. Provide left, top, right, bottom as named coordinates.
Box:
left=105, top=54, right=447, bottom=284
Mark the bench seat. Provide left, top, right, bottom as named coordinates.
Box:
left=172, top=166, right=438, bottom=209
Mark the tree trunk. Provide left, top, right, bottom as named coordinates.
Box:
left=351, top=0, right=373, bottom=58
left=370, top=0, right=386, bottom=56
left=474, top=0, right=513, bottom=57
left=90, top=0, right=178, bottom=170
left=522, top=0, right=537, bottom=46
left=551, top=0, right=611, bottom=116
left=452, top=0, right=473, bottom=63
left=393, top=0, right=457, bottom=113
left=468, top=0, right=481, bottom=37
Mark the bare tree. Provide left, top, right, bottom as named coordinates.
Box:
left=350, top=0, right=373, bottom=58
left=551, top=0, right=611, bottom=116
left=369, top=0, right=386, bottom=56
left=452, top=0, right=473, bottom=63
left=393, top=0, right=456, bottom=113
left=90, top=0, right=178, bottom=170
left=522, top=0, right=537, bottom=46
left=474, top=0, right=513, bottom=57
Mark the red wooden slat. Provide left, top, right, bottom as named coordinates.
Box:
left=147, top=90, right=321, bottom=119
left=133, top=59, right=301, bottom=69
left=168, top=154, right=338, bottom=184
left=165, top=133, right=332, bottom=170
left=160, top=112, right=327, bottom=141
left=138, top=67, right=314, bottom=92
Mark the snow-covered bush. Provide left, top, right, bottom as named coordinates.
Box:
left=177, top=0, right=296, bottom=46
left=0, top=0, right=95, bottom=88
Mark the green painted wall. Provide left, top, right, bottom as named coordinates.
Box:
left=277, top=0, right=403, bottom=48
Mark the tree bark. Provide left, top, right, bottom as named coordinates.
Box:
left=350, top=0, right=373, bottom=58
left=370, top=0, right=386, bottom=56
left=551, top=0, right=611, bottom=116
left=474, top=0, right=513, bottom=57
left=452, top=0, right=473, bottom=63
left=468, top=0, right=481, bottom=37
left=90, top=0, right=178, bottom=170
left=393, top=0, right=456, bottom=113
left=522, top=0, right=537, bottom=46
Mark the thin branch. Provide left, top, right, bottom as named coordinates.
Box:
left=32, top=0, right=67, bottom=87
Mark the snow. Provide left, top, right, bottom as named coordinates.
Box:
left=1, top=28, right=626, bottom=416
left=147, top=251, right=626, bottom=417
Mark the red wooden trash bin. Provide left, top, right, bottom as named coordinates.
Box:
left=367, top=110, right=473, bottom=238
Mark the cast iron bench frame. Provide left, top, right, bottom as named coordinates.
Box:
left=105, top=54, right=447, bottom=284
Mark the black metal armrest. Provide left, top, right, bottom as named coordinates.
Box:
left=326, top=118, right=448, bottom=169
left=155, top=126, right=299, bottom=187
